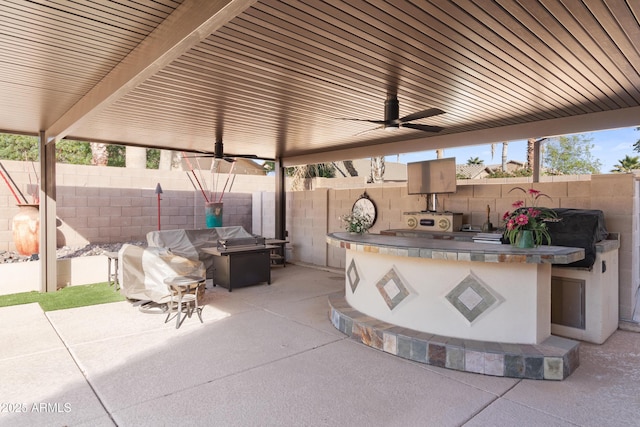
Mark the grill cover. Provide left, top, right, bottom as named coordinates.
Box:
left=545, top=209, right=608, bottom=269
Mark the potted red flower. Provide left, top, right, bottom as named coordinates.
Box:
left=502, top=187, right=557, bottom=248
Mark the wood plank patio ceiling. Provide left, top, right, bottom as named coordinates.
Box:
left=1, top=0, right=639, bottom=166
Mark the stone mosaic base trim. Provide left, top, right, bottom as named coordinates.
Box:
left=328, top=293, right=580, bottom=381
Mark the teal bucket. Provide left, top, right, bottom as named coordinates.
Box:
left=205, top=202, right=223, bottom=228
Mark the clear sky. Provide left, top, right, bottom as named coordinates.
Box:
left=389, top=126, right=639, bottom=173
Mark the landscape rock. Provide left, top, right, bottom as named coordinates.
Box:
left=0, top=241, right=147, bottom=264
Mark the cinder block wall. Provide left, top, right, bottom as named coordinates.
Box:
left=1, top=160, right=274, bottom=250
left=3, top=159, right=638, bottom=323
left=289, top=173, right=639, bottom=322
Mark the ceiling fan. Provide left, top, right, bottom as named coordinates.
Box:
left=341, top=95, right=445, bottom=134
left=181, top=128, right=263, bottom=164
left=213, top=140, right=260, bottom=163
left=182, top=141, right=259, bottom=163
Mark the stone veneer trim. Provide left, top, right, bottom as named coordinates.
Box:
left=326, top=233, right=585, bottom=265
left=328, top=292, right=580, bottom=381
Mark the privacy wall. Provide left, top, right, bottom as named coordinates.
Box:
left=0, top=160, right=274, bottom=251
left=2, top=160, right=638, bottom=324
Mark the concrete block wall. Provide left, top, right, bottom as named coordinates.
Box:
left=3, top=159, right=638, bottom=323
left=589, top=174, right=639, bottom=321
left=1, top=160, right=274, bottom=251
left=289, top=188, right=328, bottom=266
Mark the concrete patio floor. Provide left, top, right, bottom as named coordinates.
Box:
left=1, top=263, right=639, bottom=426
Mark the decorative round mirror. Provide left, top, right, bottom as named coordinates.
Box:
left=352, top=192, right=377, bottom=228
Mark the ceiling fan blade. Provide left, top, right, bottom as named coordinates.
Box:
left=402, top=123, right=444, bottom=133
left=181, top=153, right=215, bottom=158
left=224, top=153, right=258, bottom=159
left=354, top=125, right=385, bottom=136
left=398, top=108, right=445, bottom=123
left=338, top=118, right=389, bottom=125
left=182, top=154, right=261, bottom=163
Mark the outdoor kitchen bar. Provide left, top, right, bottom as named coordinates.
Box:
left=327, top=232, right=586, bottom=380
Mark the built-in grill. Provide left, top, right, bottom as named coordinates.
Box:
left=546, top=209, right=620, bottom=344
left=546, top=208, right=609, bottom=269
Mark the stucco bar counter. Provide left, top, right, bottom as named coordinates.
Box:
left=326, top=232, right=586, bottom=380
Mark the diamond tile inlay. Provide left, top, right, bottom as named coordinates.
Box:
left=459, top=287, right=483, bottom=311
left=376, top=268, right=410, bottom=310
left=347, top=259, right=360, bottom=293
left=383, top=280, right=401, bottom=299
left=446, top=273, right=500, bottom=323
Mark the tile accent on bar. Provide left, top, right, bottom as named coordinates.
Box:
left=347, top=259, right=360, bottom=293
left=446, top=273, right=500, bottom=323
left=328, top=292, right=580, bottom=381
left=375, top=268, right=410, bottom=310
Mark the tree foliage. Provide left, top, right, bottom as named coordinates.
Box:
left=262, top=161, right=335, bottom=178
left=633, top=127, right=640, bottom=153
left=107, top=145, right=125, bottom=167
left=0, top=133, right=156, bottom=168
left=487, top=168, right=532, bottom=178
left=543, top=135, right=601, bottom=175
left=298, top=163, right=335, bottom=178
left=0, top=133, right=94, bottom=164
left=146, top=148, right=160, bottom=169
left=611, top=155, right=640, bottom=173
left=0, top=134, right=39, bottom=161
left=466, top=157, right=483, bottom=165
left=262, top=161, right=295, bottom=176
left=56, top=140, right=93, bottom=164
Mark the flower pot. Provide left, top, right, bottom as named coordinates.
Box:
left=515, top=229, right=535, bottom=248
left=12, top=204, right=39, bottom=256
left=205, top=202, right=223, bottom=228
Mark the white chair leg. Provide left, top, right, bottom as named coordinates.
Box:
left=163, top=276, right=205, bottom=328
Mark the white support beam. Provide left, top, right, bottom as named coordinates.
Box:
left=38, top=131, right=57, bottom=292
left=46, top=0, right=257, bottom=144
left=282, top=106, right=640, bottom=167
left=533, top=139, right=542, bottom=183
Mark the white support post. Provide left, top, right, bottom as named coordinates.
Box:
left=39, top=131, right=57, bottom=292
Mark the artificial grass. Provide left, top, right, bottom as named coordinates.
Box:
left=0, top=282, right=126, bottom=312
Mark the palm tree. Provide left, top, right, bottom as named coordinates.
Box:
left=611, top=155, right=640, bottom=173
left=501, top=142, right=508, bottom=171
left=370, top=156, right=385, bottom=183
left=526, top=138, right=535, bottom=169
left=467, top=157, right=483, bottom=165
left=490, top=142, right=508, bottom=170
left=343, top=160, right=358, bottom=177
left=90, top=142, right=108, bottom=166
